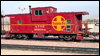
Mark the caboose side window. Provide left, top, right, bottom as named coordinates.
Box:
left=35, top=10, right=38, bottom=15
left=18, top=20, right=22, bottom=24
left=66, top=20, right=71, bottom=32
left=54, top=9, right=56, bottom=13
left=35, top=10, right=43, bottom=15
left=39, top=10, right=43, bottom=15
left=67, top=20, right=71, bottom=24
left=46, top=8, right=49, bottom=13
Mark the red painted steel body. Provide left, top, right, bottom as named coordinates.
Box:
left=5, top=6, right=89, bottom=40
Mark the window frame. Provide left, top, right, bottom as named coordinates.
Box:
left=67, top=19, right=71, bottom=24
left=39, top=10, right=43, bottom=15
left=66, top=19, right=71, bottom=32
left=54, top=9, right=57, bottom=13
left=35, top=10, right=38, bottom=15
left=18, top=20, right=22, bottom=25
left=46, top=8, right=49, bottom=13
left=34, top=10, right=43, bottom=16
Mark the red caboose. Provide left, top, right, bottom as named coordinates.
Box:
left=5, top=6, right=89, bottom=41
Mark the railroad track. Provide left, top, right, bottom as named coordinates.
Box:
left=1, top=44, right=99, bottom=54
left=1, top=37, right=99, bottom=43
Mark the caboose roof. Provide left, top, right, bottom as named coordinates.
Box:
left=49, top=12, right=89, bottom=15
left=31, top=6, right=57, bottom=9
left=5, top=13, right=31, bottom=17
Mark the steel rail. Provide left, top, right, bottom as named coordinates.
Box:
left=1, top=37, right=99, bottom=43
left=1, top=44, right=99, bottom=54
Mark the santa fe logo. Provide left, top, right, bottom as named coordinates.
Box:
left=52, top=16, right=66, bottom=31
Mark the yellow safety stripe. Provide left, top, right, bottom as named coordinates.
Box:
left=11, top=24, right=74, bottom=25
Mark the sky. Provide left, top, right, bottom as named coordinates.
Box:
left=1, top=1, right=99, bottom=20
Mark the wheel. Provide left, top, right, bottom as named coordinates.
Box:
left=17, top=34, right=22, bottom=39
left=59, top=35, right=64, bottom=38
left=19, top=34, right=22, bottom=39
left=11, top=34, right=16, bottom=39
left=59, top=35, right=64, bottom=41
left=64, top=36, right=71, bottom=41
left=22, top=34, right=28, bottom=39
left=16, top=34, right=19, bottom=39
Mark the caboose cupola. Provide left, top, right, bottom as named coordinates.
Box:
left=31, top=6, right=57, bottom=21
